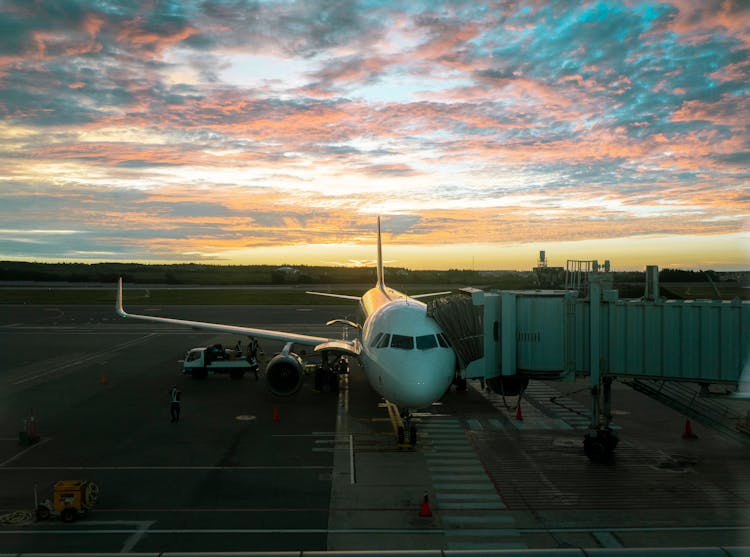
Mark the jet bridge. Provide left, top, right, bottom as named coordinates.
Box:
left=427, top=270, right=750, bottom=460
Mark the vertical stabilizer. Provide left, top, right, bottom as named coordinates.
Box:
left=376, top=216, right=385, bottom=291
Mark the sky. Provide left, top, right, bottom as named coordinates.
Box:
left=0, top=0, right=748, bottom=271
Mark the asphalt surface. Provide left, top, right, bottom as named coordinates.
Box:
left=0, top=302, right=748, bottom=553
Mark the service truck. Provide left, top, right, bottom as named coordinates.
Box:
left=183, top=344, right=259, bottom=380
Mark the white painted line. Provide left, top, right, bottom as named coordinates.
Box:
left=428, top=465, right=484, bottom=472
left=0, top=438, right=51, bottom=467
left=349, top=434, right=355, bottom=485
left=120, top=520, right=154, bottom=553
left=436, top=493, right=502, bottom=501
left=447, top=541, right=527, bottom=550
left=12, top=334, right=156, bottom=385
left=0, top=465, right=331, bottom=471
left=438, top=501, right=506, bottom=509
left=593, top=530, right=623, bottom=548
left=433, top=483, right=497, bottom=491
left=430, top=474, right=488, bottom=481
left=442, top=515, right=516, bottom=527
left=447, top=529, right=521, bottom=537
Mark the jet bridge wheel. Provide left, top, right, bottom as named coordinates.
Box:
left=583, top=428, right=619, bottom=462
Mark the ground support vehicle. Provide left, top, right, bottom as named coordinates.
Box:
left=183, top=344, right=259, bottom=380
left=36, top=480, right=99, bottom=523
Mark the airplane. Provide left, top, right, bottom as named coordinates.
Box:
left=116, top=218, right=457, bottom=444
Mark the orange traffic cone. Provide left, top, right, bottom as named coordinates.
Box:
left=515, top=404, right=524, bottom=421
left=100, top=373, right=108, bottom=386
left=682, top=419, right=697, bottom=439
left=419, top=493, right=432, bottom=517
left=272, top=405, right=280, bottom=422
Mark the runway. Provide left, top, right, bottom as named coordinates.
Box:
left=0, top=303, right=748, bottom=553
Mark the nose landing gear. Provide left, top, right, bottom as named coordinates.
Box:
left=384, top=401, right=418, bottom=448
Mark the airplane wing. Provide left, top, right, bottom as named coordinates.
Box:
left=411, top=291, right=452, bottom=299
left=305, top=290, right=362, bottom=301
left=116, top=278, right=335, bottom=348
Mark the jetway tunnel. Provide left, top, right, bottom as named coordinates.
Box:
left=427, top=272, right=750, bottom=460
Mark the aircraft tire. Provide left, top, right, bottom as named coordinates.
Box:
left=397, top=426, right=405, bottom=445
left=409, top=425, right=417, bottom=446
left=583, top=435, right=607, bottom=462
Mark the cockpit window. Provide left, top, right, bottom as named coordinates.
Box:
left=376, top=333, right=391, bottom=348
left=390, top=334, right=414, bottom=350
left=370, top=332, right=383, bottom=347
left=437, top=333, right=450, bottom=348
left=416, top=334, right=438, bottom=350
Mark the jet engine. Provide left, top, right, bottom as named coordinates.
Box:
left=264, top=352, right=305, bottom=396
left=486, top=375, right=529, bottom=397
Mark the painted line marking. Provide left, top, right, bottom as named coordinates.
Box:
left=436, top=493, right=503, bottom=501
left=593, top=530, right=623, bottom=548
left=433, top=483, right=497, bottom=491
left=0, top=438, right=52, bottom=467
left=447, top=542, right=528, bottom=550
left=438, top=502, right=507, bottom=509
left=12, top=334, right=156, bottom=385
left=2, top=525, right=747, bottom=536
left=0, top=465, right=332, bottom=471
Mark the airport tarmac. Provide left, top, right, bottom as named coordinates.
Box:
left=0, top=303, right=748, bottom=554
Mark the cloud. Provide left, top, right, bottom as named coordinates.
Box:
left=0, top=0, right=747, bottom=268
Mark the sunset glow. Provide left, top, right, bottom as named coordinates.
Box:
left=0, top=1, right=748, bottom=270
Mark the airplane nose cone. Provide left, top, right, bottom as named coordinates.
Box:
left=400, top=355, right=455, bottom=408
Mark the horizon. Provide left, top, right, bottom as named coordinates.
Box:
left=1, top=1, right=748, bottom=271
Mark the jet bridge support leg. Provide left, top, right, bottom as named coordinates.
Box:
left=584, top=376, right=619, bottom=462
left=583, top=281, right=619, bottom=461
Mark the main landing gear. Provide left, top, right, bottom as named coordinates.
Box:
left=384, top=401, right=417, bottom=448
left=314, top=353, right=349, bottom=393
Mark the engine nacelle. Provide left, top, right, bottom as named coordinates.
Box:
left=486, top=375, right=529, bottom=397
left=264, top=352, right=305, bottom=396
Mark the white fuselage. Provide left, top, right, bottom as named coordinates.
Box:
left=357, top=285, right=456, bottom=409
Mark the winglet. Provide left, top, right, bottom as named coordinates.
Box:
left=376, top=216, right=385, bottom=291
left=116, top=277, right=128, bottom=318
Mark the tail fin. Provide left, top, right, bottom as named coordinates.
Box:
left=376, top=216, right=385, bottom=291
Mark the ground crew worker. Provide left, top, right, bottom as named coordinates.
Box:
left=169, top=386, right=181, bottom=422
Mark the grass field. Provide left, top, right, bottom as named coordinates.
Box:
left=0, top=286, right=366, bottom=305
left=1, top=282, right=745, bottom=305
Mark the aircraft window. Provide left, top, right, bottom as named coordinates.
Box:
left=437, top=333, right=450, bottom=348
left=376, top=333, right=391, bottom=348
left=370, top=332, right=383, bottom=347
left=390, top=334, right=414, bottom=350
left=416, top=334, right=438, bottom=350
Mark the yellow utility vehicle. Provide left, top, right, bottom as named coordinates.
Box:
left=36, top=480, right=99, bottom=523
